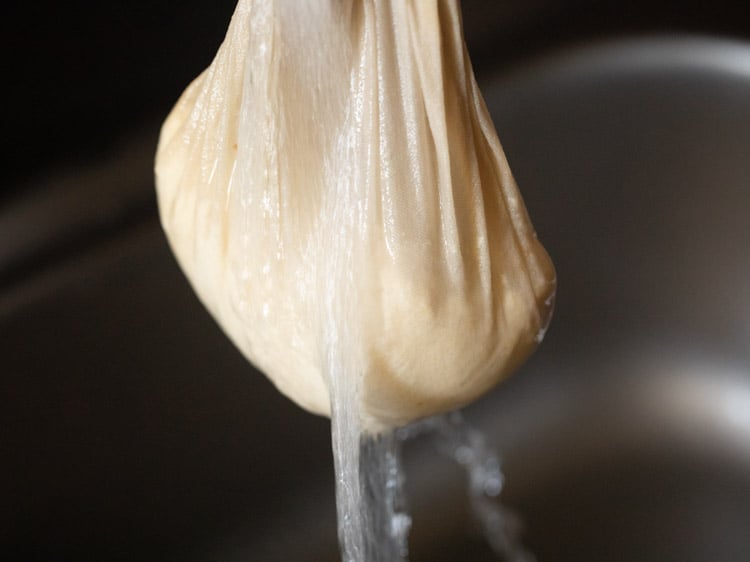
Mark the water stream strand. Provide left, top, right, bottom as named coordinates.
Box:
left=399, top=411, right=535, bottom=562
left=332, top=421, right=410, bottom=562
left=329, top=353, right=410, bottom=562
left=334, top=406, right=531, bottom=562
left=360, top=432, right=411, bottom=562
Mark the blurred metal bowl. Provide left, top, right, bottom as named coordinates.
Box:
left=403, top=35, right=750, bottom=562
left=2, top=35, right=749, bottom=562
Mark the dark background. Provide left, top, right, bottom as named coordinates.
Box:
left=2, top=1, right=750, bottom=561
left=3, top=0, right=750, bottom=197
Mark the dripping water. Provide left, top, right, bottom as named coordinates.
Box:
left=330, top=403, right=410, bottom=561
left=331, top=407, right=532, bottom=562
left=403, top=411, right=536, bottom=562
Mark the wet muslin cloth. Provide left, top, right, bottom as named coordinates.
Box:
left=155, top=0, right=555, bottom=431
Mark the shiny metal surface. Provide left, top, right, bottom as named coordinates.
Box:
left=403, top=36, right=750, bottom=562
left=2, top=35, right=749, bottom=562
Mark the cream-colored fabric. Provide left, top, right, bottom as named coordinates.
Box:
left=155, top=0, right=556, bottom=431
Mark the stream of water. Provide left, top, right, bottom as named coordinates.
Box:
left=332, top=408, right=534, bottom=562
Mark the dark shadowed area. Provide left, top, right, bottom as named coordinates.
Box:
left=2, top=1, right=750, bottom=561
